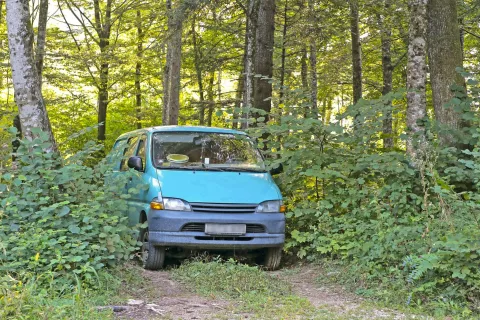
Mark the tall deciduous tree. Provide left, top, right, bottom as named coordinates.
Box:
left=379, top=0, right=393, bottom=149
left=61, top=0, right=114, bottom=141
left=163, top=0, right=183, bottom=125
left=349, top=0, right=362, bottom=105
left=427, top=0, right=465, bottom=145
left=406, top=0, right=427, bottom=157
left=135, top=10, right=143, bottom=129
left=241, top=0, right=258, bottom=129
left=6, top=0, right=56, bottom=148
left=35, top=0, right=48, bottom=86
left=253, top=0, right=275, bottom=122
left=308, top=0, right=317, bottom=116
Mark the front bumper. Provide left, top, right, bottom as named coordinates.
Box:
left=148, top=209, right=285, bottom=250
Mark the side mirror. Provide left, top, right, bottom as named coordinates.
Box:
left=128, top=156, right=143, bottom=172
left=270, top=163, right=283, bottom=175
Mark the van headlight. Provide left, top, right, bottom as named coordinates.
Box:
left=256, top=200, right=285, bottom=213
left=150, top=198, right=192, bottom=211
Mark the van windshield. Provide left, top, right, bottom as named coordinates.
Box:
left=152, top=132, right=266, bottom=172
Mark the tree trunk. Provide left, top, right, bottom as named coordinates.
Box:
left=98, top=63, right=109, bottom=141
left=379, top=0, right=394, bottom=149
left=241, top=0, right=258, bottom=129
left=279, top=0, right=288, bottom=103
left=192, top=18, right=205, bottom=125
left=6, top=0, right=56, bottom=149
left=308, top=0, right=317, bottom=117
left=207, top=74, right=214, bottom=127
left=233, top=72, right=244, bottom=129
left=94, top=0, right=112, bottom=142
left=163, top=0, right=183, bottom=125
left=427, top=0, right=465, bottom=146
left=135, top=10, right=143, bottom=129
left=300, top=46, right=308, bottom=91
left=406, top=0, right=428, bottom=157
left=253, top=0, right=275, bottom=123
left=349, top=0, right=362, bottom=106
left=0, top=0, right=3, bottom=88
left=35, top=0, right=48, bottom=87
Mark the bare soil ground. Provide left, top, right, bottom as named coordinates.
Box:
left=116, top=269, right=233, bottom=320
left=115, top=264, right=428, bottom=320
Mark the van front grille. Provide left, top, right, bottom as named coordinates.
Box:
left=181, top=223, right=266, bottom=233
left=194, top=236, right=253, bottom=241
left=181, top=223, right=205, bottom=232
left=190, top=203, right=258, bottom=214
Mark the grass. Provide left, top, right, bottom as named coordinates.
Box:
left=0, top=264, right=143, bottom=320
left=0, top=274, right=113, bottom=320
left=313, top=259, right=473, bottom=319
left=171, top=257, right=334, bottom=319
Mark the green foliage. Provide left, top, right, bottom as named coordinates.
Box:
left=0, top=129, right=142, bottom=289
left=0, top=273, right=113, bottom=319
left=247, top=82, right=480, bottom=316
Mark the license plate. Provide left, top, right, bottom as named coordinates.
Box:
left=205, top=224, right=246, bottom=235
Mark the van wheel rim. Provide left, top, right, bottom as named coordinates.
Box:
left=142, top=230, right=149, bottom=263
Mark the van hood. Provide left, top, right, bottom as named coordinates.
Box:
left=155, top=169, right=281, bottom=204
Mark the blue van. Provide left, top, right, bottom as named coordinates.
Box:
left=111, top=126, right=285, bottom=270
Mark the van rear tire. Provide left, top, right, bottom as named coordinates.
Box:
left=263, top=247, right=282, bottom=270
left=141, top=229, right=165, bottom=270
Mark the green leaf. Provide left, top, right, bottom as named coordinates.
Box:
left=68, top=225, right=81, bottom=234
left=58, top=206, right=71, bottom=217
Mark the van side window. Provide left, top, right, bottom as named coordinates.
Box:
left=137, top=135, right=147, bottom=166
left=120, top=136, right=139, bottom=171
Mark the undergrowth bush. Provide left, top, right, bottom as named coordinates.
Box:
left=246, top=78, right=480, bottom=316
left=0, top=273, right=113, bottom=319
left=0, top=128, right=143, bottom=289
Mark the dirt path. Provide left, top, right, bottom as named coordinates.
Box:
left=116, top=265, right=426, bottom=320
left=274, top=265, right=419, bottom=319
left=117, top=270, right=232, bottom=320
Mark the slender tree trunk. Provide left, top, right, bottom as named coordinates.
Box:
left=279, top=0, right=288, bottom=103
left=94, top=0, right=112, bottom=142
left=207, top=73, right=214, bottom=127
left=135, top=10, right=143, bottom=129
left=233, top=72, right=244, bottom=129
left=192, top=18, right=205, bottom=125
left=308, top=0, right=317, bottom=117
left=326, top=99, right=332, bottom=124
left=98, top=62, right=109, bottom=141
left=253, top=0, right=275, bottom=123
left=379, top=0, right=394, bottom=149
left=0, top=0, right=3, bottom=88
left=349, top=0, right=362, bottom=105
left=406, top=0, right=428, bottom=157
left=300, top=45, right=308, bottom=117
left=35, top=0, right=48, bottom=87
left=241, top=0, right=258, bottom=129
left=163, top=0, right=183, bottom=125
left=300, top=45, right=308, bottom=91
left=427, top=0, right=465, bottom=146
left=6, top=0, right=56, bottom=149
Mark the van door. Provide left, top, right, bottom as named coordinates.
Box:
left=120, top=136, right=141, bottom=226
left=127, top=134, right=150, bottom=226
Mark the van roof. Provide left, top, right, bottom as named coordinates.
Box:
left=116, top=125, right=247, bottom=140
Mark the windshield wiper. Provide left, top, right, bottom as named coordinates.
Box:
left=220, top=167, right=266, bottom=173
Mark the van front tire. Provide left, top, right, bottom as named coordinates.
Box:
left=263, top=247, right=282, bottom=270
left=141, top=229, right=165, bottom=270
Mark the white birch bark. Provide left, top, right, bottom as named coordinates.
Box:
left=406, top=0, right=427, bottom=157
left=6, top=0, right=56, bottom=149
